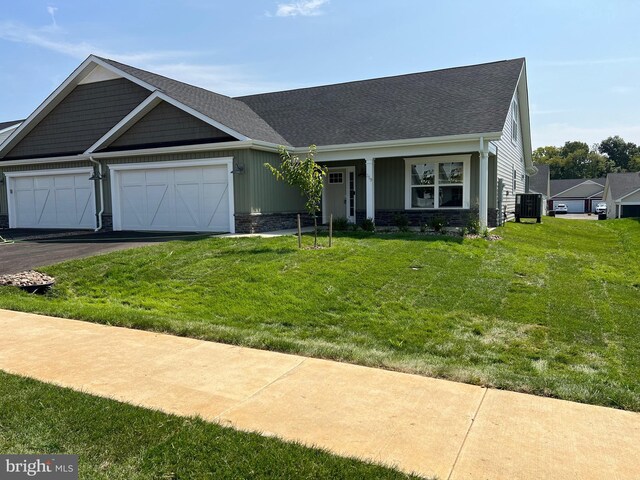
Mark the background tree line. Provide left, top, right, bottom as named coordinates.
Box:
left=533, top=135, right=640, bottom=179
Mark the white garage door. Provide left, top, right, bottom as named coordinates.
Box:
left=112, top=162, right=231, bottom=232
left=553, top=200, right=584, bottom=213
left=8, top=169, right=96, bottom=229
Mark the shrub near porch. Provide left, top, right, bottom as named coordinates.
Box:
left=0, top=217, right=638, bottom=411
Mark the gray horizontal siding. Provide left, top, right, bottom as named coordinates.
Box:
left=496, top=95, right=527, bottom=218
left=4, top=79, right=149, bottom=159
left=107, top=101, right=235, bottom=150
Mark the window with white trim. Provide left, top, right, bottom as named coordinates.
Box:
left=328, top=172, right=343, bottom=184
left=407, top=159, right=465, bottom=208
left=511, top=99, right=519, bottom=143
left=512, top=165, right=517, bottom=191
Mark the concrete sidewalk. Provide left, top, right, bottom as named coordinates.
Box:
left=0, top=309, right=638, bottom=479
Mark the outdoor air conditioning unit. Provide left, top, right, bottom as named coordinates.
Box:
left=515, top=193, right=542, bottom=223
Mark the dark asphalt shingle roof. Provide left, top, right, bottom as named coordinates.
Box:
left=550, top=178, right=605, bottom=197
left=98, top=58, right=291, bottom=146
left=236, top=58, right=525, bottom=146
left=0, top=120, right=23, bottom=131
left=529, top=163, right=549, bottom=196
left=605, top=172, right=640, bottom=200
left=101, top=57, right=524, bottom=148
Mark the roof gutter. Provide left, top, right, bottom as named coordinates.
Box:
left=0, top=140, right=263, bottom=167
left=0, top=132, right=505, bottom=167
left=309, top=132, right=503, bottom=154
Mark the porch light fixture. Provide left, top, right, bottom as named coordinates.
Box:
left=231, top=163, right=245, bottom=174
left=89, top=172, right=105, bottom=181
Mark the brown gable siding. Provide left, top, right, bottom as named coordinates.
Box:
left=104, top=101, right=235, bottom=151
left=3, top=79, right=149, bottom=160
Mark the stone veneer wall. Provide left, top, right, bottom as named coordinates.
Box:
left=101, top=214, right=113, bottom=231
left=235, top=212, right=314, bottom=234
left=0, top=210, right=499, bottom=234
left=375, top=209, right=499, bottom=228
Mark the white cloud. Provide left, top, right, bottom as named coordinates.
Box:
left=46, top=6, right=58, bottom=27
left=0, top=20, right=292, bottom=96
left=149, top=63, right=294, bottom=96
left=0, top=20, right=187, bottom=62
left=273, top=0, right=328, bottom=17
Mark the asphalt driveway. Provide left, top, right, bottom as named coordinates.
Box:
left=0, top=229, right=210, bottom=275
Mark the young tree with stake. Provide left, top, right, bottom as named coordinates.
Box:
left=265, top=145, right=327, bottom=247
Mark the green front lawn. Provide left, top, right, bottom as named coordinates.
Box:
left=1, top=217, right=639, bottom=410
left=0, top=372, right=417, bottom=479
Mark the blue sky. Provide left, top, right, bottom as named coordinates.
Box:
left=1, top=0, right=639, bottom=148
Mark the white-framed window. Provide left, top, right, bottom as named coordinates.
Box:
left=511, top=99, right=519, bottom=143
left=405, top=155, right=471, bottom=209
left=328, top=172, right=343, bottom=184
left=512, top=165, right=517, bottom=191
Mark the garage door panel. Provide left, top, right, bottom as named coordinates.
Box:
left=55, top=189, right=76, bottom=225
left=146, top=184, right=171, bottom=227
left=206, top=190, right=229, bottom=231
left=115, top=163, right=230, bottom=232
left=15, top=177, right=34, bottom=190
left=75, top=187, right=93, bottom=225
left=554, top=200, right=584, bottom=213
left=202, top=166, right=227, bottom=183
left=174, top=167, right=200, bottom=183
left=622, top=205, right=640, bottom=218
left=121, top=171, right=146, bottom=186
left=175, top=184, right=200, bottom=228
left=15, top=190, right=36, bottom=225
left=145, top=169, right=170, bottom=185
left=54, top=175, right=75, bottom=188
left=35, top=189, right=55, bottom=225
left=121, top=185, right=146, bottom=228
left=10, top=171, right=95, bottom=229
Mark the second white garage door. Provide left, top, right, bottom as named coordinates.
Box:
left=553, top=200, right=584, bottom=213
left=111, top=160, right=233, bottom=232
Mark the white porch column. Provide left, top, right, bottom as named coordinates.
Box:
left=479, top=138, right=489, bottom=229
left=365, top=157, right=375, bottom=221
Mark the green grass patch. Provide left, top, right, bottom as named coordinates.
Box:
left=0, top=372, right=418, bottom=479
left=1, top=217, right=639, bottom=410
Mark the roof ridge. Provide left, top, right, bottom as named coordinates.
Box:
left=235, top=58, right=525, bottom=99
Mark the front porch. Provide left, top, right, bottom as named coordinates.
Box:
left=319, top=146, right=500, bottom=229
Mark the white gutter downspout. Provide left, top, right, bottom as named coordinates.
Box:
left=89, top=156, right=104, bottom=232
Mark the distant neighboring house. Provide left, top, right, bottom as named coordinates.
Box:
left=548, top=178, right=605, bottom=213
left=0, top=55, right=533, bottom=233
left=603, top=172, right=640, bottom=218
left=527, top=163, right=550, bottom=214
left=0, top=120, right=23, bottom=146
